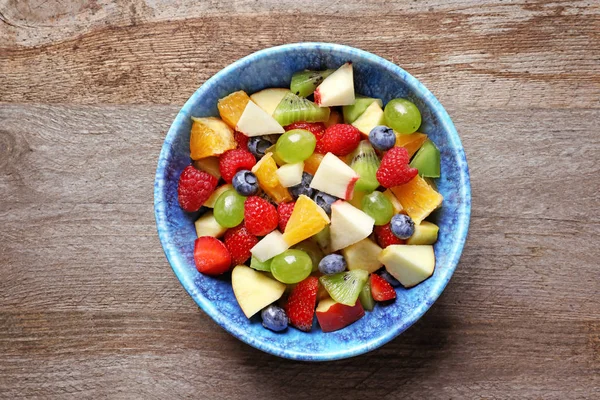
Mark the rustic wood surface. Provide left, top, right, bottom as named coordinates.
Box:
left=1, top=0, right=599, bottom=398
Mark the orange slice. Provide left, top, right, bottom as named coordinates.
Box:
left=394, top=132, right=428, bottom=158
left=190, top=117, right=236, bottom=160
left=303, top=153, right=324, bottom=175
left=251, top=153, right=292, bottom=203
left=218, top=90, right=251, bottom=128
left=283, top=195, right=330, bottom=246
left=390, top=175, right=443, bottom=224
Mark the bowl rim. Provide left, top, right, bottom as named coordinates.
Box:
left=154, top=42, right=471, bottom=361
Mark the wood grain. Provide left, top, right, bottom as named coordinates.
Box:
left=1, top=0, right=599, bottom=398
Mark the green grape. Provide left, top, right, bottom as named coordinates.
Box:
left=270, top=249, right=313, bottom=284
left=213, top=189, right=246, bottom=228
left=361, top=191, right=394, bottom=226
left=275, top=129, right=316, bottom=163
left=384, top=98, right=422, bottom=134
left=293, top=240, right=324, bottom=272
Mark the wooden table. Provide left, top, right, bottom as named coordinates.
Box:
left=1, top=1, right=598, bottom=398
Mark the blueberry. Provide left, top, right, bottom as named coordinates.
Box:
left=318, top=254, right=347, bottom=275
left=369, top=125, right=396, bottom=151
left=289, top=172, right=314, bottom=199
left=312, top=191, right=338, bottom=216
left=232, top=170, right=259, bottom=196
left=379, top=270, right=401, bottom=287
left=261, top=305, right=288, bottom=332
left=247, top=136, right=273, bottom=159
left=390, top=214, right=415, bottom=239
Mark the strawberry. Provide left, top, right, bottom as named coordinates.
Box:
left=374, top=223, right=405, bottom=248
left=194, top=236, right=232, bottom=275
left=234, top=130, right=249, bottom=150
left=224, top=224, right=258, bottom=265
left=376, top=147, right=418, bottom=188
left=277, top=201, right=296, bottom=232
left=285, top=276, right=318, bottom=332
left=219, top=149, right=256, bottom=183
left=244, top=196, right=278, bottom=236
left=177, top=165, right=219, bottom=212
left=317, top=124, right=361, bottom=156
left=370, top=273, right=397, bottom=301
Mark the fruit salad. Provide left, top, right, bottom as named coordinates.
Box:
left=177, top=63, right=443, bottom=333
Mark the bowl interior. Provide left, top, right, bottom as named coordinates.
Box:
left=154, top=43, right=470, bottom=361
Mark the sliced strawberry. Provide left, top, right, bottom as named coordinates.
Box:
left=370, top=273, right=397, bottom=302
left=194, top=236, right=232, bottom=275
left=285, top=276, right=319, bottom=332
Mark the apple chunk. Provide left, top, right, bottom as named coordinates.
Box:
left=329, top=200, right=375, bottom=251
left=236, top=101, right=285, bottom=137
left=314, top=63, right=355, bottom=107
left=316, top=298, right=365, bottom=332
left=232, top=265, right=286, bottom=318
left=377, top=245, right=435, bottom=288
left=310, top=152, right=359, bottom=200
left=250, top=88, right=290, bottom=115
left=250, top=230, right=290, bottom=262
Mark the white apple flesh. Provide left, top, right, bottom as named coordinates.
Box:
left=276, top=162, right=304, bottom=187
left=329, top=201, right=375, bottom=251
left=194, top=211, right=227, bottom=238
left=250, top=88, right=291, bottom=115
left=236, top=101, right=285, bottom=137
left=341, top=238, right=383, bottom=273
left=314, top=62, right=355, bottom=107
left=377, top=245, right=435, bottom=288
left=351, top=101, right=385, bottom=136
left=309, top=152, right=359, bottom=200
left=250, top=230, right=290, bottom=262
left=231, top=265, right=286, bottom=318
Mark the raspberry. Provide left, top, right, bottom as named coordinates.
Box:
left=224, top=224, right=258, bottom=265
left=277, top=201, right=296, bottom=232
left=234, top=130, right=249, bottom=150
left=374, top=223, right=405, bottom=248
left=219, top=149, right=256, bottom=183
left=244, top=196, right=279, bottom=236
left=177, top=165, right=218, bottom=212
left=376, top=147, right=418, bottom=188
left=317, top=124, right=361, bottom=156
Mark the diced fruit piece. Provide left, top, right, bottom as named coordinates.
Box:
left=271, top=249, right=313, bottom=284
left=351, top=101, right=385, bottom=136
left=231, top=265, right=286, bottom=318
left=348, top=189, right=366, bottom=209
left=410, top=140, right=441, bottom=178
left=290, top=69, right=335, bottom=97
left=313, top=225, right=331, bottom=254
left=190, top=117, right=236, bottom=160
left=350, top=141, right=381, bottom=193
left=195, top=211, right=227, bottom=238
left=370, top=274, right=396, bottom=301
left=248, top=136, right=273, bottom=159
left=390, top=214, right=415, bottom=240
left=358, top=281, right=375, bottom=311
left=244, top=196, right=278, bottom=236
left=341, top=238, right=383, bottom=274
left=390, top=175, right=443, bottom=224
left=236, top=101, right=285, bottom=137
left=285, top=276, right=319, bottom=331
left=282, top=195, right=330, bottom=246
left=204, top=184, right=233, bottom=208
left=277, top=201, right=295, bottom=232
left=213, top=189, right=246, bottom=228
left=325, top=110, right=342, bottom=127
left=224, top=224, right=258, bottom=265
left=319, top=269, right=368, bottom=306
left=177, top=165, right=219, bottom=212
left=384, top=98, right=422, bottom=135
left=234, top=130, right=249, bottom=150
left=276, top=129, right=316, bottom=163
left=250, top=88, right=291, bottom=115
left=218, top=91, right=251, bottom=128
left=193, top=156, right=221, bottom=179
left=376, top=146, right=419, bottom=188
left=318, top=254, right=347, bottom=275
left=362, top=191, right=394, bottom=225
left=406, top=221, right=439, bottom=245
left=382, top=189, right=403, bottom=214
left=273, top=92, right=330, bottom=126
left=251, top=153, right=293, bottom=203
left=378, top=245, right=435, bottom=288
left=276, top=162, right=304, bottom=187
left=219, top=149, right=256, bottom=183
left=251, top=230, right=290, bottom=262
left=261, top=305, right=288, bottom=332
left=303, top=152, right=324, bottom=175
left=343, top=95, right=383, bottom=124
left=194, top=236, right=232, bottom=275
left=314, top=62, right=355, bottom=107
left=232, top=170, right=259, bottom=196
left=318, top=124, right=361, bottom=156
left=374, top=223, right=405, bottom=248
left=310, top=153, right=359, bottom=200
left=329, top=200, right=375, bottom=252
left=292, top=239, right=324, bottom=272
left=369, top=125, right=396, bottom=151
left=394, top=131, right=428, bottom=158
left=316, top=298, right=365, bottom=332
left=289, top=172, right=314, bottom=200
left=264, top=144, right=286, bottom=166
left=250, top=255, right=272, bottom=272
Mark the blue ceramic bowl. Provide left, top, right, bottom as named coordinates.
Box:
left=154, top=43, right=471, bottom=361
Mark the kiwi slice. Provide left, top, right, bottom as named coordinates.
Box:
left=272, top=92, right=331, bottom=126
left=319, top=269, right=368, bottom=306
left=291, top=69, right=335, bottom=97
left=358, top=279, right=375, bottom=311
left=350, top=141, right=381, bottom=192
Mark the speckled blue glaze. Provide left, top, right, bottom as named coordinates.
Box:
left=154, top=43, right=471, bottom=361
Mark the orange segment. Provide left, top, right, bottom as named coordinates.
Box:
left=394, top=132, right=428, bottom=158
left=193, top=156, right=221, bottom=179
left=190, top=117, right=236, bottom=160
left=251, top=153, right=293, bottom=203
left=218, top=91, right=251, bottom=128
left=304, top=153, right=324, bottom=175
left=283, top=195, right=330, bottom=246
left=390, top=175, right=443, bottom=224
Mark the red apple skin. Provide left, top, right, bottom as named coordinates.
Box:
left=344, top=176, right=359, bottom=200
left=316, top=301, right=365, bottom=333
